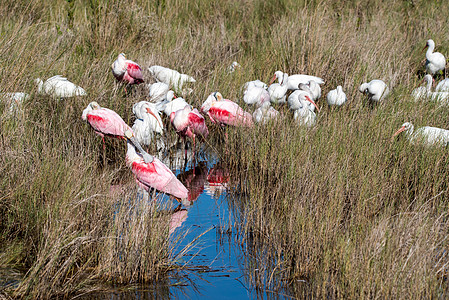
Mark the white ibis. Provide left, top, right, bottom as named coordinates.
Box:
left=359, top=79, right=389, bottom=102
left=326, top=85, right=347, bottom=107
left=424, top=39, right=446, bottom=75
left=35, top=75, right=86, bottom=98
left=148, top=65, right=195, bottom=92
left=392, top=122, right=449, bottom=147
left=268, top=71, right=289, bottom=104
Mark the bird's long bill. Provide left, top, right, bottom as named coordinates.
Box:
left=421, top=45, right=428, bottom=52
left=146, top=107, right=163, bottom=128
left=305, top=95, right=320, bottom=112
left=127, top=133, right=154, bottom=163
left=391, top=126, right=406, bottom=140
left=269, top=74, right=276, bottom=85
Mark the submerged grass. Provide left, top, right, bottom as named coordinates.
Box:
left=1, top=0, right=449, bottom=298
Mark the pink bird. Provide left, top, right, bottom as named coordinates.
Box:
left=126, top=140, right=189, bottom=200
left=111, top=53, right=144, bottom=85
left=201, top=92, right=253, bottom=127
left=82, top=101, right=152, bottom=163
left=170, top=105, right=209, bottom=159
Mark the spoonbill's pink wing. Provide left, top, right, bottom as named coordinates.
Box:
left=132, top=158, right=188, bottom=199
left=126, top=61, right=144, bottom=83
left=86, top=108, right=131, bottom=137
left=208, top=101, right=253, bottom=127
left=189, top=109, right=209, bottom=137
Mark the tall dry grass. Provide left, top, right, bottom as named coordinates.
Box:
left=1, top=0, right=449, bottom=298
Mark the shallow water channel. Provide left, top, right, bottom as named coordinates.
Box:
left=102, top=149, right=289, bottom=299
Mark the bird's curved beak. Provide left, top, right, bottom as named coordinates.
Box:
left=432, top=78, right=436, bottom=87
left=421, top=45, right=428, bottom=52
left=391, top=126, right=406, bottom=141
left=305, top=95, right=320, bottom=112
left=269, top=74, right=277, bottom=85
left=146, top=107, right=163, bottom=128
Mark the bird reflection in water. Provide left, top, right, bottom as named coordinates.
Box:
left=205, top=163, right=230, bottom=198
left=177, top=161, right=209, bottom=206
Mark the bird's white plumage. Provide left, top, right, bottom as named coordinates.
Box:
left=424, top=39, right=446, bottom=75
left=359, top=79, right=389, bottom=102
left=393, top=122, right=449, bottom=147
left=268, top=71, right=289, bottom=104
left=243, top=86, right=270, bottom=106
left=436, top=78, right=449, bottom=92
left=243, top=80, right=267, bottom=91
left=326, top=86, right=347, bottom=106
left=35, top=75, right=86, bottom=98
left=148, top=82, right=170, bottom=102
left=252, top=102, right=279, bottom=124
left=412, top=75, right=433, bottom=100
left=148, top=65, right=195, bottom=92
left=156, top=90, right=191, bottom=117
left=287, top=73, right=324, bottom=90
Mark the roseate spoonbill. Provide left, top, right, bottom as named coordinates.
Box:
left=423, top=39, right=446, bottom=75
left=412, top=75, right=433, bottom=100
left=326, top=86, right=347, bottom=107
left=148, top=82, right=170, bottom=102
left=126, top=140, right=189, bottom=200
left=268, top=71, right=289, bottom=104
left=170, top=105, right=209, bottom=159
left=201, top=92, right=253, bottom=127
left=436, top=78, right=449, bottom=92
left=228, top=61, right=241, bottom=73
left=359, top=79, right=389, bottom=102
left=392, top=122, right=449, bottom=147
left=35, top=75, right=86, bottom=98
left=243, top=86, right=270, bottom=106
left=148, top=65, right=195, bottom=92
left=132, top=101, right=164, bottom=150
left=81, top=101, right=152, bottom=163
left=243, top=79, right=267, bottom=91
left=253, top=102, right=280, bottom=124
left=111, top=53, right=144, bottom=85
left=156, top=90, right=192, bottom=117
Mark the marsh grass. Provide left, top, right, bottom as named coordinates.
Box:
left=2, top=0, right=449, bottom=298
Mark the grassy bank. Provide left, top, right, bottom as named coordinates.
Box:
left=1, top=0, right=449, bottom=298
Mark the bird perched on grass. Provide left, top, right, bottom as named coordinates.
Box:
left=148, top=65, right=195, bottom=93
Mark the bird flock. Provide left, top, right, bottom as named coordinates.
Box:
left=3, top=38, right=449, bottom=200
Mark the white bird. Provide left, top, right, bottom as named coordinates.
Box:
left=289, top=93, right=319, bottom=127
left=148, top=65, right=196, bottom=93
left=436, top=78, right=449, bottom=92
left=326, top=86, right=347, bottom=107
left=147, top=82, right=170, bottom=102
left=412, top=75, right=433, bottom=100
left=243, top=86, right=270, bottom=106
left=156, top=90, right=191, bottom=117
left=424, top=39, right=446, bottom=75
left=298, top=81, right=321, bottom=101
left=228, top=61, right=241, bottom=73
left=252, top=102, right=280, bottom=124
left=286, top=73, right=324, bottom=90
left=35, top=75, right=86, bottom=98
left=358, top=79, right=389, bottom=102
left=1, top=92, right=29, bottom=114
left=288, top=89, right=315, bottom=111
left=268, top=71, right=289, bottom=104
left=243, top=79, right=267, bottom=90
left=392, top=122, right=449, bottom=147
left=132, top=101, right=164, bottom=149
